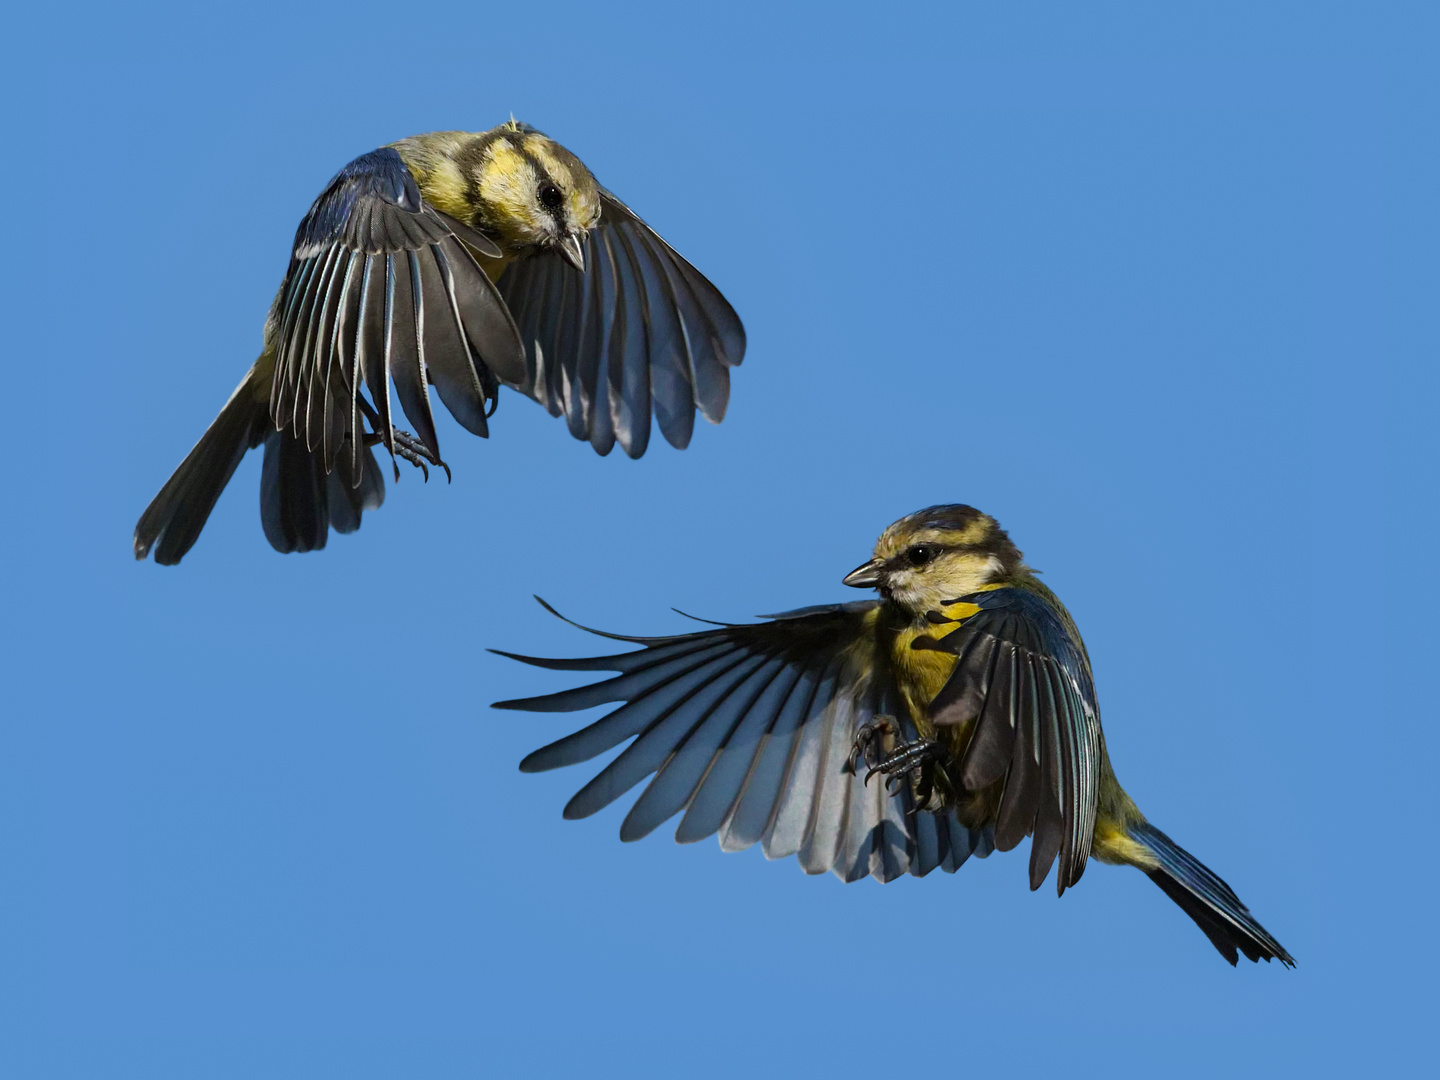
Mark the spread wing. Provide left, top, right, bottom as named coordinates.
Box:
left=494, top=600, right=990, bottom=883
left=495, top=190, right=745, bottom=459
left=920, top=586, right=1103, bottom=895
left=270, top=147, right=526, bottom=478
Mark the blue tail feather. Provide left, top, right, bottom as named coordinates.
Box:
left=1129, top=820, right=1294, bottom=967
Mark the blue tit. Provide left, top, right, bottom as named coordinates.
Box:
left=135, top=121, right=744, bottom=564
left=494, top=504, right=1293, bottom=967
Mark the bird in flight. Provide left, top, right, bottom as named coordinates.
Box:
left=494, top=504, right=1293, bottom=967
left=135, top=121, right=744, bottom=564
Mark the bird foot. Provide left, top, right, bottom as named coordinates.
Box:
left=367, top=428, right=451, bottom=483
left=850, top=721, right=952, bottom=808
left=846, top=716, right=900, bottom=776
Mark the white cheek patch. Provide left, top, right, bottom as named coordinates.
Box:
left=892, top=554, right=1006, bottom=610
left=887, top=570, right=925, bottom=608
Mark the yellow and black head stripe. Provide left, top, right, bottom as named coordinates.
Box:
left=492, top=599, right=990, bottom=882
left=876, top=504, right=1025, bottom=570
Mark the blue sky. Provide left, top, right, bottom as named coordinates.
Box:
left=3, top=2, right=1435, bottom=1076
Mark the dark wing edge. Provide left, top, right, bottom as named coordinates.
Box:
left=494, top=189, right=746, bottom=459
left=270, top=147, right=525, bottom=474
left=493, top=599, right=989, bottom=883
left=921, top=587, right=1102, bottom=896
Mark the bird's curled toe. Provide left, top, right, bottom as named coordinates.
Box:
left=863, top=736, right=953, bottom=810
left=369, top=428, right=451, bottom=483
left=846, top=716, right=900, bottom=776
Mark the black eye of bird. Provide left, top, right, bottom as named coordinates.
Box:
left=905, top=544, right=941, bottom=568
left=538, top=181, right=563, bottom=211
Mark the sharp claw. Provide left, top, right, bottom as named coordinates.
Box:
left=848, top=716, right=899, bottom=777
left=846, top=744, right=864, bottom=776
left=374, top=426, right=454, bottom=485
left=858, top=733, right=950, bottom=805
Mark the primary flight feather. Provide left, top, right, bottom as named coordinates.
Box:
left=495, top=504, right=1293, bottom=967
left=134, top=122, right=744, bottom=564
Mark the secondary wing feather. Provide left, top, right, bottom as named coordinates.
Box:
left=920, top=585, right=1103, bottom=895
left=494, top=600, right=985, bottom=883
left=270, top=147, right=523, bottom=465
left=495, top=188, right=744, bottom=458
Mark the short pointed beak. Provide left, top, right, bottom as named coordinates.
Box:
left=558, top=233, right=585, bottom=272
left=842, top=558, right=884, bottom=589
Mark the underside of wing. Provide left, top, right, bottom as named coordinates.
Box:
left=269, top=147, right=525, bottom=479
left=495, top=190, right=745, bottom=459
left=920, top=586, right=1102, bottom=895
left=494, top=600, right=989, bottom=882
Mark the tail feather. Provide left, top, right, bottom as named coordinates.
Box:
left=136, top=370, right=386, bottom=564
left=134, top=377, right=268, bottom=565
left=259, top=427, right=384, bottom=553
left=1130, top=821, right=1294, bottom=967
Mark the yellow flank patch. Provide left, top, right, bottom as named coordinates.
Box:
left=390, top=132, right=474, bottom=221
left=889, top=622, right=958, bottom=732
left=416, top=156, right=470, bottom=220
left=940, top=601, right=982, bottom=620
left=919, top=601, right=980, bottom=646
left=1090, top=821, right=1161, bottom=869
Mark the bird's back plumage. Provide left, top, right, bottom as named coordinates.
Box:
left=135, top=123, right=745, bottom=564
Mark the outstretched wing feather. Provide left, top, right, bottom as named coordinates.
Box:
left=496, top=601, right=978, bottom=881
left=271, top=146, right=521, bottom=472
left=494, top=187, right=743, bottom=457
left=925, top=586, right=1103, bottom=894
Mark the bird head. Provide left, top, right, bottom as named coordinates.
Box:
left=842, top=504, right=1025, bottom=613
left=467, top=122, right=602, bottom=269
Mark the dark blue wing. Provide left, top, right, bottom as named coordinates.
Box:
left=493, top=600, right=990, bottom=883
left=270, top=147, right=525, bottom=479
left=919, top=585, right=1103, bottom=896
left=494, top=189, right=745, bottom=459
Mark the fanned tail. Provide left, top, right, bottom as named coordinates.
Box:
left=1130, top=820, right=1294, bottom=967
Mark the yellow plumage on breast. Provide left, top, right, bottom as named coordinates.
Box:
left=886, top=599, right=988, bottom=750
left=888, top=620, right=957, bottom=737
